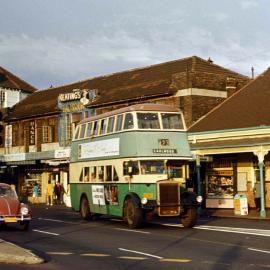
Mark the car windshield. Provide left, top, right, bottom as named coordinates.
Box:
left=0, top=186, right=17, bottom=198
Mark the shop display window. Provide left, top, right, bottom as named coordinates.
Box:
left=207, top=170, right=234, bottom=198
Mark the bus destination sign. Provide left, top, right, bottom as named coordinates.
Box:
left=152, top=149, right=177, bottom=154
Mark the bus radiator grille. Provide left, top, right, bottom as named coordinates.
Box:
left=158, top=182, right=180, bottom=216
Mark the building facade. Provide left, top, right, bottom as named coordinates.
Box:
left=1, top=56, right=249, bottom=203
left=188, top=68, right=270, bottom=217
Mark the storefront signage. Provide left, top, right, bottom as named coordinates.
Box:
left=29, top=121, right=35, bottom=145
left=153, top=149, right=177, bottom=154
left=92, top=185, right=105, bottom=205
left=4, top=153, right=26, bottom=162
left=54, top=149, right=71, bottom=159
left=79, top=138, right=120, bottom=159
left=58, top=89, right=99, bottom=105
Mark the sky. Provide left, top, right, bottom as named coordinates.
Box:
left=0, top=0, right=270, bottom=89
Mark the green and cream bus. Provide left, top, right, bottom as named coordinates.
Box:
left=70, top=103, right=201, bottom=228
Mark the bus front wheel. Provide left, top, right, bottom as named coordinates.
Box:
left=80, top=196, right=92, bottom=220
left=180, top=208, right=197, bottom=228
left=123, top=198, right=143, bottom=228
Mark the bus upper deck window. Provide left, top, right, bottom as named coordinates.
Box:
left=100, top=119, right=107, bottom=135
left=113, top=167, right=119, bottom=181
left=107, top=116, right=115, bottom=133
left=137, top=113, right=160, bottom=129
left=115, top=114, right=123, bottom=132
left=123, top=161, right=139, bottom=175
left=84, top=167, right=90, bottom=182
left=79, top=124, right=86, bottom=139
left=105, top=165, right=112, bottom=181
left=161, top=113, right=184, bottom=129
left=86, top=122, right=93, bottom=137
left=93, top=121, right=99, bottom=136
left=74, top=126, right=80, bottom=140
left=90, top=167, right=97, bottom=182
left=123, top=113, right=134, bottom=130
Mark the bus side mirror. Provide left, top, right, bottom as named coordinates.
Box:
left=127, top=161, right=134, bottom=177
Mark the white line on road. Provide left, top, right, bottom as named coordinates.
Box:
left=33, top=229, right=59, bottom=236
left=114, top=228, right=150, bottom=234
left=37, top=218, right=77, bottom=224
left=119, top=248, right=163, bottom=259
left=248, top=248, right=270, bottom=254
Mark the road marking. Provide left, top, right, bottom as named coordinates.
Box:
left=117, top=256, right=147, bottom=260
left=154, top=222, right=270, bottom=237
left=47, top=252, right=73, bottom=255
left=160, top=258, right=191, bottom=263
left=119, top=248, right=163, bottom=259
left=33, top=229, right=59, bottom=236
left=81, top=253, right=111, bottom=257
left=114, top=227, right=150, bottom=234
left=37, top=217, right=77, bottom=224
left=248, top=248, right=270, bottom=254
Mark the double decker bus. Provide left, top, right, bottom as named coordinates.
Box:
left=70, top=103, right=201, bottom=228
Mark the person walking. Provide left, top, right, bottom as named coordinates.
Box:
left=54, top=182, right=64, bottom=204
left=47, top=180, right=53, bottom=206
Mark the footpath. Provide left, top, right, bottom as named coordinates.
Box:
left=0, top=208, right=269, bottom=265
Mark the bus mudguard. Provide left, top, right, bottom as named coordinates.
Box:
left=124, top=192, right=141, bottom=209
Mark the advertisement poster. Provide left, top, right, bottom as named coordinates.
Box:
left=92, top=185, right=105, bottom=205
left=104, top=185, right=119, bottom=205
left=79, top=138, right=119, bottom=159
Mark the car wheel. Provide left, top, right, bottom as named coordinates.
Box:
left=80, top=196, right=92, bottom=220
left=180, top=208, right=197, bottom=228
left=19, top=221, right=30, bottom=231
left=123, top=198, right=143, bottom=228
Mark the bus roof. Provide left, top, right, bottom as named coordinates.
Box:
left=80, top=103, right=181, bottom=124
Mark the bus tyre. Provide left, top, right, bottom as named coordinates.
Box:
left=180, top=208, right=197, bottom=228
left=124, top=198, right=143, bottom=228
left=80, top=196, right=92, bottom=220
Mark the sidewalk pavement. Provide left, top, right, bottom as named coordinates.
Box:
left=0, top=238, right=44, bottom=264
left=203, top=208, right=270, bottom=220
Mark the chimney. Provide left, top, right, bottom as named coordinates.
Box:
left=207, top=57, right=213, bottom=64
left=251, top=66, right=254, bottom=79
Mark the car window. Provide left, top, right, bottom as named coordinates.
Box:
left=0, top=186, right=17, bottom=198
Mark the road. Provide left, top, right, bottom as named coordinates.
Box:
left=0, top=204, right=270, bottom=270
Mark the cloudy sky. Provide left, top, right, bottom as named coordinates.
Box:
left=1, top=0, right=269, bottom=89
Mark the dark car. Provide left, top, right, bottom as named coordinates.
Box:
left=0, top=183, right=32, bottom=230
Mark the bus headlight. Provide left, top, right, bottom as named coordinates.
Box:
left=141, top=197, right=148, bottom=205
left=20, top=207, right=29, bottom=215
left=196, top=195, right=203, bottom=203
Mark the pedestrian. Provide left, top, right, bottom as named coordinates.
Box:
left=253, top=181, right=261, bottom=211
left=47, top=180, right=53, bottom=206
left=32, top=182, right=39, bottom=204
left=54, top=182, right=64, bottom=204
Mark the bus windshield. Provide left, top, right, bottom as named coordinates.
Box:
left=140, top=160, right=166, bottom=175
left=137, top=113, right=160, bottom=129
left=161, top=113, right=184, bottom=129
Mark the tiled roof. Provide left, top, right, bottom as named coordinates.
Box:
left=0, top=66, right=36, bottom=93
left=189, top=67, right=270, bottom=133
left=6, top=56, right=248, bottom=121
